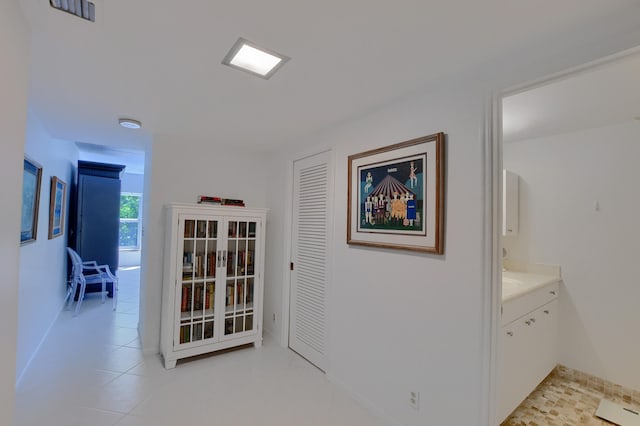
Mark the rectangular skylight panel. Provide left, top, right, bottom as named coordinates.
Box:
left=222, top=38, right=290, bottom=80
left=230, top=45, right=282, bottom=76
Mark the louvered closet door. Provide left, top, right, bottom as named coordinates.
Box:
left=289, top=151, right=333, bottom=371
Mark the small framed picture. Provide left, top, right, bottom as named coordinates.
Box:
left=48, top=176, right=67, bottom=239
left=347, top=133, right=445, bottom=253
left=21, top=157, right=43, bottom=244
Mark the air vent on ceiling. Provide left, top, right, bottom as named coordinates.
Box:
left=50, top=0, right=95, bottom=22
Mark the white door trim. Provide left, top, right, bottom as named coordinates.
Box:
left=279, top=149, right=335, bottom=359
left=485, top=45, right=640, bottom=426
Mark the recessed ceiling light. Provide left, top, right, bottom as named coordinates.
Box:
left=119, top=118, right=142, bottom=129
left=222, top=38, right=290, bottom=80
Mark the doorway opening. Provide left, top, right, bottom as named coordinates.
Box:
left=76, top=142, right=146, bottom=322
left=492, top=48, right=640, bottom=424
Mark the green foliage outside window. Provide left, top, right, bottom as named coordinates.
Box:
left=120, top=195, right=140, bottom=219
left=120, top=194, right=141, bottom=248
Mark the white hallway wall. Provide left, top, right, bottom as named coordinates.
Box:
left=126, top=15, right=640, bottom=426
left=262, top=44, right=640, bottom=426
left=139, top=138, right=269, bottom=354
left=503, top=121, right=640, bottom=391
left=0, top=0, right=29, bottom=424
left=17, top=111, right=79, bottom=382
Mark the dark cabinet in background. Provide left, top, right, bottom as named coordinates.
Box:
left=69, top=161, right=125, bottom=296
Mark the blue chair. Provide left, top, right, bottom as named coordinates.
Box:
left=66, top=247, right=118, bottom=316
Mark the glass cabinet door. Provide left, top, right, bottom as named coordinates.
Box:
left=178, top=218, right=218, bottom=346
left=224, top=220, right=257, bottom=337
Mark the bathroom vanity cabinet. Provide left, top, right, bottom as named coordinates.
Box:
left=498, top=280, right=559, bottom=422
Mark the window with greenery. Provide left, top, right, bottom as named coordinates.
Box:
left=120, top=193, right=142, bottom=249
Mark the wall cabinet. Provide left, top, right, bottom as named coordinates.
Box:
left=498, top=283, right=559, bottom=422
left=502, top=169, right=519, bottom=236
left=160, top=204, right=267, bottom=369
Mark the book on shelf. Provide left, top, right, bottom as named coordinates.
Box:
left=207, top=255, right=216, bottom=278
left=181, top=286, right=192, bottom=312
left=197, top=195, right=245, bottom=207
left=226, top=286, right=235, bottom=306
left=237, top=285, right=244, bottom=305
left=194, top=285, right=203, bottom=311
left=205, top=283, right=214, bottom=310
left=222, top=198, right=245, bottom=206
left=197, top=195, right=223, bottom=204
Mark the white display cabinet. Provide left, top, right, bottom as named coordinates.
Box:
left=160, top=203, right=267, bottom=368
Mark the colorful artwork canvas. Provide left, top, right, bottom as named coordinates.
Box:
left=347, top=133, right=445, bottom=254
left=357, top=155, right=426, bottom=235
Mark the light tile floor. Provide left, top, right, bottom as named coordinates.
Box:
left=14, top=268, right=386, bottom=426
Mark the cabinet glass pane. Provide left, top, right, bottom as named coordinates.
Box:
left=247, top=239, right=255, bottom=275
left=246, top=277, right=254, bottom=307
left=180, top=324, right=191, bottom=344
left=196, top=220, right=207, bottom=238
left=228, top=221, right=238, bottom=238
left=226, top=221, right=257, bottom=279
left=204, top=321, right=214, bottom=339
left=180, top=283, right=192, bottom=320
left=194, top=241, right=206, bottom=279
left=234, top=316, right=244, bottom=333
left=192, top=322, right=203, bottom=341
left=205, top=281, right=215, bottom=318
left=236, top=278, right=246, bottom=310
left=226, top=240, right=237, bottom=276
left=208, top=220, right=218, bottom=238
left=182, top=240, right=195, bottom=281
left=184, top=220, right=195, bottom=238
left=225, top=318, right=234, bottom=335
left=225, top=280, right=235, bottom=311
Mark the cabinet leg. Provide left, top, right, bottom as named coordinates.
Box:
left=164, top=358, right=177, bottom=369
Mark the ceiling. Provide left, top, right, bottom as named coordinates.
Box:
left=503, top=52, right=640, bottom=143
left=75, top=142, right=145, bottom=174
left=19, top=0, right=640, bottom=154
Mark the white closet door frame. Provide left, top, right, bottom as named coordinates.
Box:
left=286, top=149, right=334, bottom=371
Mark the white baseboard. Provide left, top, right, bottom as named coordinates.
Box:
left=15, top=299, right=67, bottom=387
left=326, top=372, right=404, bottom=426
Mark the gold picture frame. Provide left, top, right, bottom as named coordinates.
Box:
left=48, top=176, right=67, bottom=239
left=21, top=157, right=43, bottom=244
left=347, top=133, right=445, bottom=253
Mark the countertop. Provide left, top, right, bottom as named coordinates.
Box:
left=502, top=270, right=560, bottom=302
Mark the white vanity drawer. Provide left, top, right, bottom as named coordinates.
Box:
left=502, top=281, right=559, bottom=325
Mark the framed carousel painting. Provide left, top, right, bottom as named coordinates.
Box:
left=347, top=133, right=445, bottom=254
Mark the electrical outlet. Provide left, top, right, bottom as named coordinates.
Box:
left=409, top=391, right=419, bottom=410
